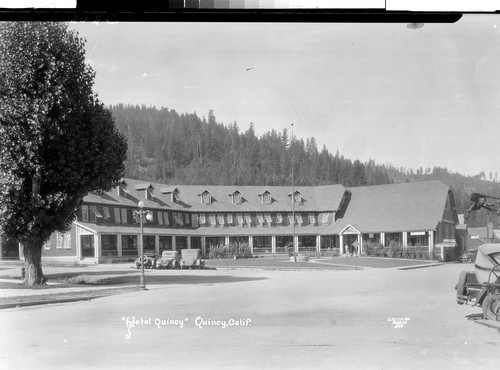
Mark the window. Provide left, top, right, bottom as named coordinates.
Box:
left=296, top=213, right=303, bottom=225
left=236, top=214, right=244, bottom=226
left=199, top=214, right=206, bottom=225
left=64, top=232, right=71, bottom=249
left=308, top=213, right=316, bottom=225
left=184, top=213, right=190, bottom=225
left=192, top=214, right=199, bottom=227
left=114, top=208, right=121, bottom=223
left=159, top=236, right=172, bottom=252
left=263, top=192, right=272, bottom=204
left=90, top=206, right=102, bottom=219
left=163, top=212, right=170, bottom=226
left=202, top=192, right=211, bottom=204
left=226, top=213, right=233, bottom=225
left=276, top=213, right=283, bottom=224
left=158, top=211, right=163, bottom=225
left=44, top=241, right=50, bottom=250
left=233, top=192, right=242, bottom=204
left=101, top=234, right=118, bottom=257
left=175, top=213, right=184, bottom=226
left=56, top=232, right=63, bottom=249
left=253, top=236, right=272, bottom=253
left=121, top=208, right=128, bottom=224
left=257, top=214, right=265, bottom=226
left=288, top=214, right=295, bottom=225
left=321, top=213, right=329, bottom=225
left=103, top=207, right=111, bottom=219
left=82, top=205, right=89, bottom=222
left=217, top=214, right=225, bottom=226
left=121, top=235, right=138, bottom=257
left=244, top=213, right=252, bottom=226
left=294, top=193, right=302, bottom=204
left=209, top=214, right=217, bottom=227
left=265, top=213, right=272, bottom=225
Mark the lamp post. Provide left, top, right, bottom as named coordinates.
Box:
left=134, top=200, right=152, bottom=289
left=291, top=123, right=297, bottom=262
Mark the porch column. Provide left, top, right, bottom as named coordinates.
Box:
left=358, top=234, right=362, bottom=255
left=249, top=236, right=253, bottom=254
left=172, top=236, right=176, bottom=251
left=271, top=236, right=276, bottom=254
left=339, top=234, right=344, bottom=254
left=293, top=235, right=299, bottom=254
left=316, top=235, right=321, bottom=253
left=117, top=234, right=123, bottom=257
left=94, top=234, right=99, bottom=260
left=428, top=230, right=434, bottom=253
left=225, top=236, right=230, bottom=246
left=402, top=232, right=408, bottom=249
left=155, top=235, right=160, bottom=254
left=380, top=232, right=385, bottom=247
left=187, top=236, right=191, bottom=249
left=201, top=236, right=206, bottom=255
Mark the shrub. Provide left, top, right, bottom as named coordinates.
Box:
left=209, top=243, right=252, bottom=259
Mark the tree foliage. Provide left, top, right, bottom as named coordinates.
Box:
left=0, top=22, right=127, bottom=285
left=110, top=104, right=500, bottom=228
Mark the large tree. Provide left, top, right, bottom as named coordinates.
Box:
left=0, top=22, right=127, bottom=286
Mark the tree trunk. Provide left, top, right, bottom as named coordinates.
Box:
left=23, top=239, right=46, bottom=286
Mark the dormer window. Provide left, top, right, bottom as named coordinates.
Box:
left=231, top=190, right=242, bottom=205
left=134, top=182, right=153, bottom=200
left=160, top=186, right=179, bottom=203
left=259, top=190, right=272, bottom=205
left=201, top=190, right=212, bottom=205
left=289, top=190, right=302, bottom=204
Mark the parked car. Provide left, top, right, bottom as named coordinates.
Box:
left=456, top=243, right=500, bottom=334
left=135, top=250, right=157, bottom=269
left=180, top=249, right=205, bottom=269
left=460, top=248, right=478, bottom=263
left=156, top=250, right=180, bottom=269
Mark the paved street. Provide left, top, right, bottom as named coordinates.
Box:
left=0, top=263, right=498, bottom=370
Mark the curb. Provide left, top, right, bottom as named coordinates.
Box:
left=397, top=263, right=444, bottom=270
left=0, top=295, right=98, bottom=310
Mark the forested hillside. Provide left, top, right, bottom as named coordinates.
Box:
left=110, top=104, right=500, bottom=227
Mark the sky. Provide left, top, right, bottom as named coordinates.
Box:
left=70, top=15, right=500, bottom=178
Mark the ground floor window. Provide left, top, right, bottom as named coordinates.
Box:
left=363, top=233, right=381, bottom=244
left=320, top=235, right=337, bottom=251
left=191, top=237, right=202, bottom=252
left=253, top=236, right=272, bottom=254
left=206, top=236, right=225, bottom=248
left=229, top=236, right=249, bottom=245
left=385, top=232, right=402, bottom=246
left=298, top=235, right=316, bottom=252
left=408, top=231, right=429, bottom=247
left=101, top=234, right=118, bottom=257
left=175, top=236, right=188, bottom=250
left=159, top=236, right=172, bottom=252
left=143, top=235, right=155, bottom=251
left=81, top=234, right=95, bottom=258
left=122, top=235, right=138, bottom=257
left=276, top=235, right=293, bottom=254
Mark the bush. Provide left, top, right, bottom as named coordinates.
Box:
left=208, top=243, right=252, bottom=259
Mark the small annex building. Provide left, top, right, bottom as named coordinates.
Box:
left=1, top=179, right=460, bottom=264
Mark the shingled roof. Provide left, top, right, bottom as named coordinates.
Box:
left=333, top=181, right=454, bottom=233
left=83, top=178, right=347, bottom=213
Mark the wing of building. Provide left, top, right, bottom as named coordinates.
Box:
left=1, top=179, right=460, bottom=264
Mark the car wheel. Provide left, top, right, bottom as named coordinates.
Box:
left=456, top=271, right=468, bottom=305
left=482, top=290, right=500, bottom=321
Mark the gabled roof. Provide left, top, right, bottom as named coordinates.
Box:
left=334, top=181, right=453, bottom=233
left=83, top=178, right=346, bottom=213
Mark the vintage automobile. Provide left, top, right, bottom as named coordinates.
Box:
left=156, top=250, right=180, bottom=269
left=460, top=248, right=478, bottom=263
left=180, top=249, right=205, bottom=269
left=135, top=250, right=157, bottom=270
left=456, top=243, right=500, bottom=334
left=457, top=193, right=500, bottom=334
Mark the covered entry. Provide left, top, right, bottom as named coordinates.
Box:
left=339, top=225, right=362, bottom=255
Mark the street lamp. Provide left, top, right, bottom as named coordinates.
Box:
left=134, top=200, right=153, bottom=289
left=291, top=123, right=297, bottom=262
